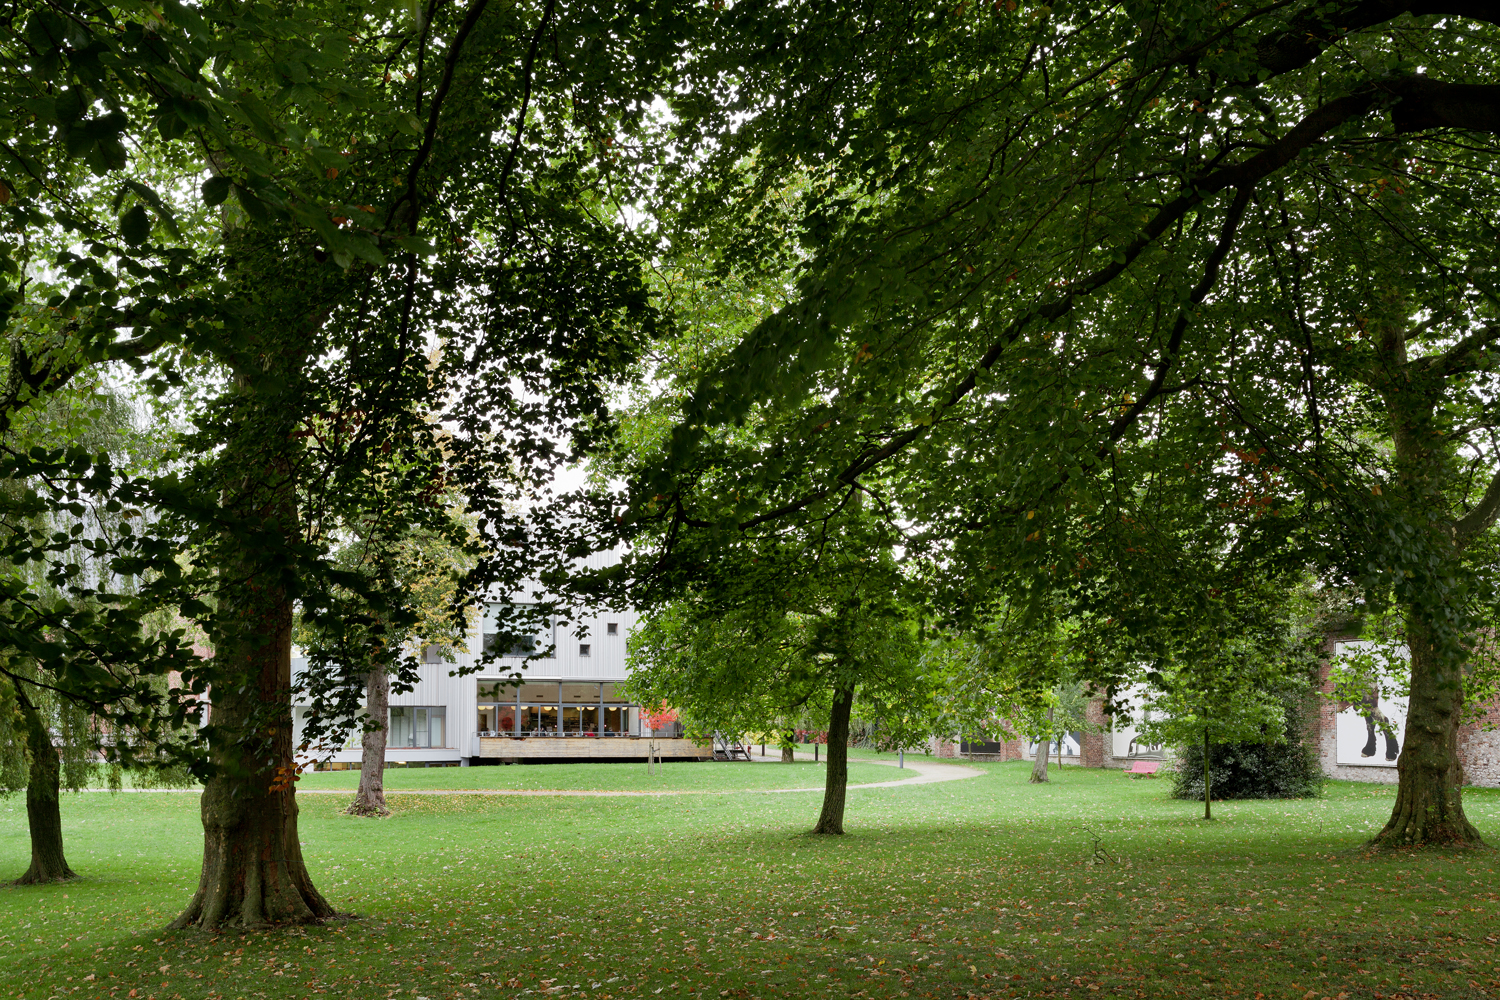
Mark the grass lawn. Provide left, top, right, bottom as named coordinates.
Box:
left=4, top=760, right=1499, bottom=1000
left=293, top=759, right=896, bottom=794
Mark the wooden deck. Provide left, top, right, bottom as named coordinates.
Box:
left=475, top=736, right=713, bottom=761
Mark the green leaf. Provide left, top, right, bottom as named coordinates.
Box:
left=201, top=175, right=231, bottom=206
left=393, top=235, right=436, bottom=256
left=119, top=205, right=152, bottom=246
left=234, top=184, right=271, bottom=223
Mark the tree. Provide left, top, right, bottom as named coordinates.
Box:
left=1170, top=691, right=1323, bottom=802
left=295, top=492, right=478, bottom=818
left=1135, top=666, right=1289, bottom=822
left=1019, top=680, right=1097, bottom=781
left=922, top=609, right=1082, bottom=783
left=0, top=662, right=92, bottom=882
left=0, top=354, right=188, bottom=883
left=1213, top=168, right=1500, bottom=845
left=626, top=519, right=923, bottom=835
left=2, top=0, right=693, bottom=929
left=598, top=1, right=1500, bottom=851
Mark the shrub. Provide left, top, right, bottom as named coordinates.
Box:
left=1171, top=694, right=1322, bottom=800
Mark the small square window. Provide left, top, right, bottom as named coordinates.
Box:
left=422, top=644, right=441, bottom=664
left=606, top=622, right=618, bottom=635
left=579, top=643, right=591, bottom=657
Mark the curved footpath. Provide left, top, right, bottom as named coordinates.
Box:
left=292, top=754, right=984, bottom=798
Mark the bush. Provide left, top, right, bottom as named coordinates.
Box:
left=1171, top=695, right=1322, bottom=800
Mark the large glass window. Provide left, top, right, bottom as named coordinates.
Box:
left=473, top=680, right=643, bottom=737
left=602, top=707, right=629, bottom=735
left=390, top=706, right=447, bottom=748
left=521, top=704, right=557, bottom=734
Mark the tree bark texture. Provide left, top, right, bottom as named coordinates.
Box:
left=13, top=690, right=76, bottom=884
left=347, top=663, right=390, bottom=817
left=780, top=729, right=795, bottom=764
left=1371, top=611, right=1481, bottom=846
left=811, top=685, right=855, bottom=835
left=172, top=600, right=336, bottom=928
left=1365, top=321, right=1485, bottom=848
left=1030, top=707, right=1054, bottom=783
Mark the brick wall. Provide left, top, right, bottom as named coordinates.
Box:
left=927, top=736, right=1025, bottom=761
left=1081, top=698, right=1108, bottom=769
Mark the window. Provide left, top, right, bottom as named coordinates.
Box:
left=294, top=709, right=360, bottom=750
left=579, top=643, right=591, bottom=657
left=606, top=622, right=618, bottom=635
left=389, top=706, right=447, bottom=748
left=422, top=644, right=441, bottom=664
left=482, top=603, right=554, bottom=658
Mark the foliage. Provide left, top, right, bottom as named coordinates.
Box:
left=0, top=0, right=687, bottom=793
left=293, top=488, right=480, bottom=755
left=0, top=664, right=98, bottom=797
left=1171, top=691, right=1325, bottom=801
left=578, top=0, right=1500, bottom=843
left=623, top=514, right=926, bottom=751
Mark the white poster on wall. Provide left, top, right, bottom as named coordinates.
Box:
left=1110, top=683, right=1170, bottom=761
left=1025, top=732, right=1082, bottom=759
left=1333, top=640, right=1408, bottom=767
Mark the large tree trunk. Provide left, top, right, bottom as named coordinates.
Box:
left=811, top=685, right=855, bottom=835
left=347, top=662, right=390, bottom=817
left=1366, top=327, right=1484, bottom=849
left=172, top=599, right=335, bottom=928
left=1029, top=707, right=1053, bottom=783
left=780, top=728, right=795, bottom=764
left=172, top=357, right=336, bottom=928
left=172, top=595, right=335, bottom=928
left=1370, top=609, right=1480, bottom=847
left=13, top=689, right=75, bottom=884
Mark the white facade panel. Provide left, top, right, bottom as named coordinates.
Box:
left=292, top=557, right=646, bottom=766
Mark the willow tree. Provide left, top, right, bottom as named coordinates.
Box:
left=0, top=664, right=97, bottom=882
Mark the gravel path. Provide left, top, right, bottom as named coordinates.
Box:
left=289, top=754, right=984, bottom=798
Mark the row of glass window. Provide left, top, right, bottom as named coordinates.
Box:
left=476, top=705, right=634, bottom=736
left=478, top=682, right=631, bottom=702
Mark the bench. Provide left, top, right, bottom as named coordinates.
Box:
left=1124, top=760, right=1161, bottom=778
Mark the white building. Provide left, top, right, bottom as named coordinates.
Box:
left=293, top=590, right=706, bottom=768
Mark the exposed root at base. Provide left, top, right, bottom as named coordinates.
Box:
left=13, top=868, right=79, bottom=886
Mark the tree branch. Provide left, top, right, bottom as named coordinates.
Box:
left=1454, top=465, right=1500, bottom=548
left=1251, top=1, right=1500, bottom=80
left=1106, top=186, right=1253, bottom=445
left=1426, top=322, right=1500, bottom=376
left=729, top=92, right=1378, bottom=533
left=388, top=0, right=492, bottom=235
left=498, top=0, right=558, bottom=228
left=1389, top=76, right=1500, bottom=133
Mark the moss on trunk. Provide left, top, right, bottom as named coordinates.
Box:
left=1367, top=326, right=1487, bottom=849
